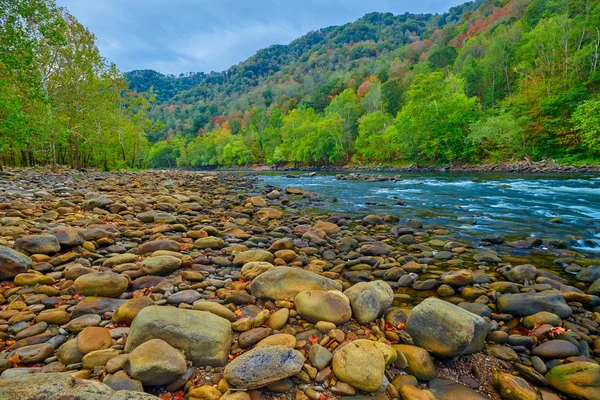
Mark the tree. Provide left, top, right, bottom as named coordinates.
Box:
left=391, top=72, right=482, bottom=165
left=381, top=79, right=404, bottom=115
left=429, top=45, right=458, bottom=69
left=571, top=96, right=600, bottom=154
left=355, top=111, right=394, bottom=162
left=469, top=112, right=529, bottom=161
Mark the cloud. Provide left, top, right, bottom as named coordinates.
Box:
left=56, top=0, right=464, bottom=75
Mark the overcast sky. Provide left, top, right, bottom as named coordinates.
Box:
left=57, top=0, right=464, bottom=75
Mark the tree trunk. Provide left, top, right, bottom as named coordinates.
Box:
left=75, top=135, right=81, bottom=170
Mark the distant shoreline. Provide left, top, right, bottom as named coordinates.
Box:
left=213, top=160, right=600, bottom=175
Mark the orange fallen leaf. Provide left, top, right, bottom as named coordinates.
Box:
left=8, top=354, right=21, bottom=368
left=308, top=335, right=318, bottom=344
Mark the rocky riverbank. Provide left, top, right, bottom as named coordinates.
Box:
left=0, top=169, right=598, bottom=400
left=220, top=159, right=600, bottom=175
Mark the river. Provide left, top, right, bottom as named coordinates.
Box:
left=257, top=172, right=600, bottom=254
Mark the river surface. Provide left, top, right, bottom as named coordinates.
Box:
left=257, top=172, right=600, bottom=254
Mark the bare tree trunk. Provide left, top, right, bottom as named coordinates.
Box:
left=75, top=134, right=81, bottom=170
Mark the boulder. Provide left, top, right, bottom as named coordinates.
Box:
left=77, top=327, right=113, bottom=354
left=0, top=373, right=159, bottom=400
left=545, top=362, right=600, bottom=400
left=393, top=344, right=436, bottom=381
left=532, top=340, right=580, bottom=359
left=493, top=372, right=540, bottom=400
left=14, top=234, right=60, bottom=254
left=577, top=266, right=600, bottom=283
left=294, top=290, right=351, bottom=325
left=224, top=345, right=304, bottom=389
left=233, top=250, right=274, bottom=266
left=140, top=256, right=181, bottom=276
left=406, top=298, right=488, bottom=357
left=192, top=301, right=237, bottom=322
left=332, top=339, right=393, bottom=392
left=497, top=291, right=573, bottom=318
left=0, top=245, right=31, bottom=280
left=251, top=267, right=342, bottom=301
left=74, top=272, right=129, bottom=298
left=71, top=297, right=126, bottom=319
left=112, top=297, right=154, bottom=325
left=124, top=339, right=186, bottom=386
left=193, top=237, right=226, bottom=249
left=240, top=262, right=274, bottom=280
left=125, top=306, right=231, bottom=367
left=51, top=227, right=84, bottom=247
left=138, top=239, right=180, bottom=255
left=344, top=281, right=394, bottom=324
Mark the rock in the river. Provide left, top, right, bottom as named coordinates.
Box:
left=251, top=266, right=342, bottom=301
left=343, top=280, right=394, bottom=324
left=124, top=339, right=186, bottom=386
left=0, top=372, right=159, bottom=400
left=497, top=291, right=573, bottom=318
left=406, top=298, right=488, bottom=357
left=0, top=245, right=31, bottom=280
left=576, top=265, right=600, bottom=283
left=545, top=362, right=600, bottom=400
left=14, top=234, right=61, bottom=254
left=224, top=345, right=304, bottom=389
left=504, top=264, right=538, bottom=283
left=588, top=278, right=600, bottom=296
left=332, top=339, right=393, bottom=392
left=74, top=272, right=129, bottom=298
left=125, top=306, right=231, bottom=366
left=294, top=290, right=351, bottom=325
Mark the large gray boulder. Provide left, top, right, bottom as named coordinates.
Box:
left=251, top=266, right=342, bottom=300
left=0, top=372, right=158, bottom=399
left=125, top=306, right=231, bottom=367
left=497, top=291, right=573, bottom=318
left=406, top=298, right=489, bottom=358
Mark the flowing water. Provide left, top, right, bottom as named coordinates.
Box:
left=257, top=172, right=600, bottom=254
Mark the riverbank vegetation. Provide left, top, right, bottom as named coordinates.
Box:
left=2, top=0, right=600, bottom=170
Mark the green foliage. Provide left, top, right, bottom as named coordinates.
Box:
left=392, top=72, right=482, bottom=164
left=571, top=96, right=600, bottom=154
left=0, top=0, right=152, bottom=170
left=355, top=111, right=395, bottom=162
left=469, top=112, right=527, bottom=161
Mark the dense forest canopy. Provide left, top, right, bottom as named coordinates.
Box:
left=2, top=0, right=600, bottom=169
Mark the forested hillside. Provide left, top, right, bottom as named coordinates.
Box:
left=0, top=0, right=160, bottom=170
left=2, top=0, right=600, bottom=170
left=131, top=0, right=600, bottom=169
